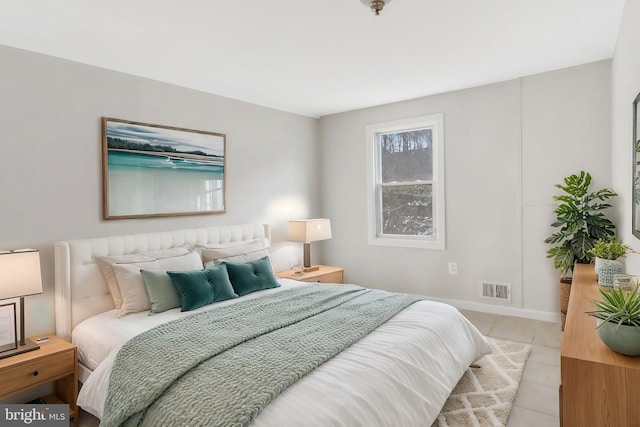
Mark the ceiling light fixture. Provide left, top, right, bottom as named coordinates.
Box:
left=361, top=0, right=391, bottom=16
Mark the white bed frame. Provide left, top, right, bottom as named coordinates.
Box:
left=54, top=223, right=270, bottom=345
left=53, top=223, right=491, bottom=425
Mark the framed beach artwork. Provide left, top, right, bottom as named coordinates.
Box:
left=102, top=118, right=226, bottom=219
left=634, top=93, right=640, bottom=238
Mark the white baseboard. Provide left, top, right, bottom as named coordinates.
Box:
left=422, top=295, right=561, bottom=323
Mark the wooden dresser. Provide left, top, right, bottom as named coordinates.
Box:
left=560, top=264, right=640, bottom=426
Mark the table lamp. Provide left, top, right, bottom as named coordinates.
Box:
left=288, top=219, right=332, bottom=272
left=0, top=249, right=43, bottom=358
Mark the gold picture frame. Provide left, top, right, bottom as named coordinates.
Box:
left=633, top=93, right=640, bottom=238
left=102, top=117, right=226, bottom=219
left=0, top=302, right=17, bottom=353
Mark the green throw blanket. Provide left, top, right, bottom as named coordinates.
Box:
left=102, top=284, right=420, bottom=427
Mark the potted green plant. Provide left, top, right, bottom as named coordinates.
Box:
left=586, top=284, right=640, bottom=356
left=590, top=239, right=630, bottom=261
left=590, top=239, right=629, bottom=286
left=545, top=171, right=617, bottom=328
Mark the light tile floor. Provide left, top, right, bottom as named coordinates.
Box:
left=458, top=310, right=562, bottom=427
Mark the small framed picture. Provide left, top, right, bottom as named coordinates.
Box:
left=0, top=302, right=17, bottom=352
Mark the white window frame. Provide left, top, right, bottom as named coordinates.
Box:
left=365, top=113, right=445, bottom=249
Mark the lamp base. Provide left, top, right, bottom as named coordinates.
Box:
left=303, top=266, right=320, bottom=273
left=0, top=338, right=40, bottom=360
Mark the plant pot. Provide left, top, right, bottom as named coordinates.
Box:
left=595, top=257, right=625, bottom=274
left=596, top=258, right=625, bottom=286
left=596, top=319, right=640, bottom=356
left=559, top=278, right=572, bottom=331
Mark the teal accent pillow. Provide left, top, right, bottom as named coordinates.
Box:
left=223, top=256, right=280, bottom=297
left=140, top=270, right=181, bottom=314
left=205, top=264, right=238, bottom=302
left=167, top=264, right=238, bottom=311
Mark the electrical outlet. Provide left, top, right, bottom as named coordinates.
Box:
left=448, top=262, right=458, bottom=275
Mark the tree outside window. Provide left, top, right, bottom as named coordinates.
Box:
left=366, top=114, right=445, bottom=249
left=380, top=129, right=433, bottom=236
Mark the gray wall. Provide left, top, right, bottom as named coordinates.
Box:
left=0, top=42, right=616, bottom=337
left=0, top=45, right=320, bottom=337
left=319, top=60, right=612, bottom=319
left=521, top=62, right=612, bottom=313
left=612, top=1, right=640, bottom=265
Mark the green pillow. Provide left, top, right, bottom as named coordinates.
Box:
left=204, top=264, right=239, bottom=302
left=167, top=264, right=237, bottom=311
left=140, top=270, right=182, bottom=314
left=223, top=257, right=280, bottom=297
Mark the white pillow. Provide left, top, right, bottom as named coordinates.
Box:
left=111, top=250, right=204, bottom=316
left=199, top=238, right=269, bottom=266
left=95, top=253, right=157, bottom=309
left=95, top=246, right=198, bottom=310
left=112, top=262, right=158, bottom=316
left=157, top=250, right=203, bottom=270
left=203, top=249, right=270, bottom=268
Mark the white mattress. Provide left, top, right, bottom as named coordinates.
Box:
left=76, top=280, right=490, bottom=426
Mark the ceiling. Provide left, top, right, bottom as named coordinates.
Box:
left=0, top=0, right=626, bottom=117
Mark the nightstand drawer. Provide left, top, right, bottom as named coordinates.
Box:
left=300, top=270, right=343, bottom=283
left=0, top=349, right=75, bottom=396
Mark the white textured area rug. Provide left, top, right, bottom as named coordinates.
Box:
left=432, top=337, right=531, bottom=427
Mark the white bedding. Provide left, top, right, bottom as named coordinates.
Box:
left=76, top=279, right=490, bottom=426
left=73, top=281, right=294, bottom=371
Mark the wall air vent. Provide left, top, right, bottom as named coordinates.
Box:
left=480, top=281, right=511, bottom=302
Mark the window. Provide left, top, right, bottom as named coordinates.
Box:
left=366, top=114, right=445, bottom=249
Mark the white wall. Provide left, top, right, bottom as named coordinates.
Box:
left=0, top=40, right=618, bottom=339
left=612, top=0, right=640, bottom=270
left=0, top=45, right=320, bottom=337
left=319, top=60, right=611, bottom=319
left=522, top=61, right=612, bottom=313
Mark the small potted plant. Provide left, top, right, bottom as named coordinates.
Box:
left=586, top=284, right=640, bottom=356
left=590, top=239, right=629, bottom=286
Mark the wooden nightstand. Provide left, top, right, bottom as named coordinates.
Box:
left=276, top=265, right=344, bottom=284
left=0, top=334, right=78, bottom=427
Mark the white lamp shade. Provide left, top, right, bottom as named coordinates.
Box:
left=0, top=250, right=43, bottom=300
left=288, top=219, right=332, bottom=243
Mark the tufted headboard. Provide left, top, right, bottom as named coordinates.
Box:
left=54, top=223, right=270, bottom=341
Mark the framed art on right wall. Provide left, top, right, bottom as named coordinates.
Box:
left=633, top=92, right=640, bottom=238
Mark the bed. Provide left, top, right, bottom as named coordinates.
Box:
left=54, top=223, right=490, bottom=426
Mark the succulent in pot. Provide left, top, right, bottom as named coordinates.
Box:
left=586, top=284, right=640, bottom=356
